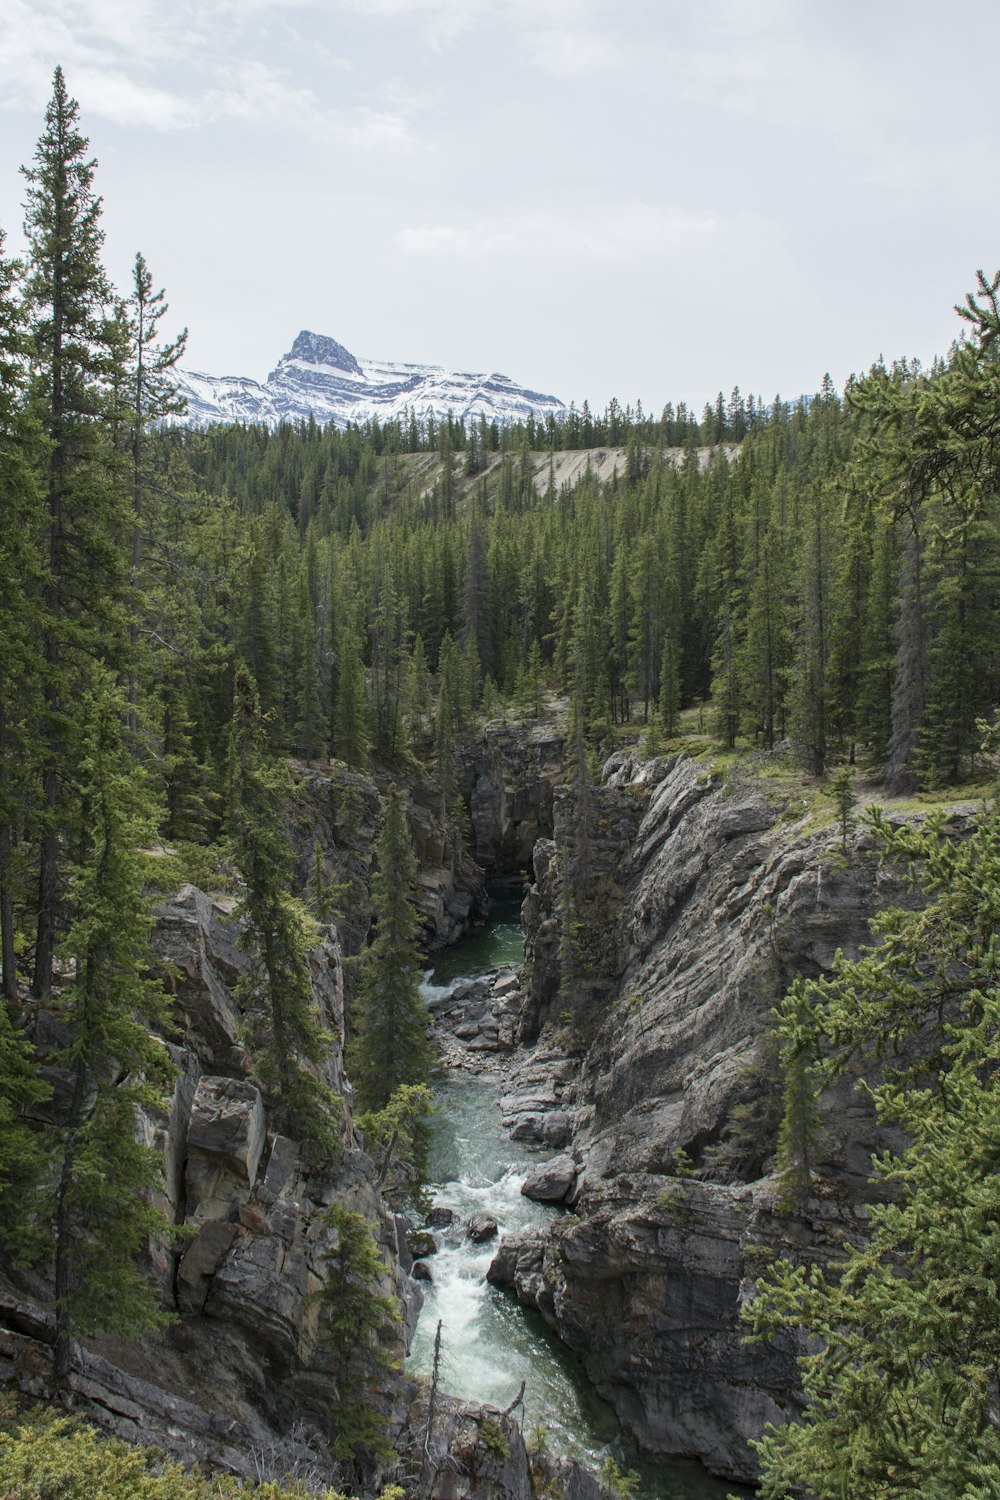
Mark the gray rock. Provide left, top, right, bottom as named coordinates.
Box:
left=512, top=751, right=918, bottom=1481
left=176, top=1221, right=239, bottom=1314
left=540, top=1111, right=572, bottom=1147
left=185, top=1077, right=267, bottom=1224
left=152, top=885, right=247, bottom=1073
left=521, top=1155, right=577, bottom=1203
left=466, top=1214, right=499, bottom=1244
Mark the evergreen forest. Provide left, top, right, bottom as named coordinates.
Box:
left=3, top=66, right=1000, bottom=1500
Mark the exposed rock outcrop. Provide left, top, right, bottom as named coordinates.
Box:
left=288, top=761, right=488, bottom=956
left=1, top=883, right=411, bottom=1483
left=504, top=751, right=915, bottom=1482
left=458, top=720, right=565, bottom=877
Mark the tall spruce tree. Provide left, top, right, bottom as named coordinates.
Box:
left=0, top=226, right=42, bottom=1002
left=49, top=672, right=175, bottom=1380
left=22, top=67, right=128, bottom=998
left=123, top=251, right=187, bottom=745
left=349, top=783, right=431, bottom=1111
left=228, top=662, right=342, bottom=1162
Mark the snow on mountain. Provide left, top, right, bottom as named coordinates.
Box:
left=175, top=331, right=566, bottom=429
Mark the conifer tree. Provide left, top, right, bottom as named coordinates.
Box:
left=748, top=806, right=1000, bottom=1498
left=333, top=622, right=368, bottom=769
left=123, top=252, right=187, bottom=745
left=0, top=1003, right=50, bottom=1259
left=50, top=672, right=175, bottom=1380
left=0, top=226, right=42, bottom=1002
left=349, top=784, right=431, bottom=1111
left=21, top=67, right=128, bottom=998
left=228, top=663, right=342, bottom=1161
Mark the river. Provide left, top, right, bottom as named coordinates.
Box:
left=407, top=894, right=744, bottom=1500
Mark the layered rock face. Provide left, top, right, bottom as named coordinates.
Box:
left=1, top=884, right=405, bottom=1475
left=289, top=761, right=488, bottom=953
left=1, top=879, right=590, bottom=1500
left=496, top=752, right=910, bottom=1481
left=458, top=720, right=565, bottom=878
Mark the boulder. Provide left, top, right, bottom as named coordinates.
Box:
left=466, top=1214, right=499, bottom=1244
left=176, top=1221, right=239, bottom=1315
left=520, top=1155, right=577, bottom=1203
left=185, top=1077, right=267, bottom=1223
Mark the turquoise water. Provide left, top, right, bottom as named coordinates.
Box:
left=409, top=901, right=745, bottom=1500
left=425, top=891, right=526, bottom=988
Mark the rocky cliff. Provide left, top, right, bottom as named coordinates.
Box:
left=0, top=880, right=594, bottom=1500
left=493, top=751, right=914, bottom=1482
left=458, top=720, right=565, bottom=880
left=288, top=760, right=488, bottom=956
left=1, top=886, right=406, bottom=1476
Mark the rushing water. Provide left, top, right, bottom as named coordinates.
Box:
left=407, top=895, right=744, bottom=1500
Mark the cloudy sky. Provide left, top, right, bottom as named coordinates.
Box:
left=0, top=0, right=997, bottom=413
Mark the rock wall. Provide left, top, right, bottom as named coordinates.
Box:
left=289, top=761, right=488, bottom=953
left=2, top=884, right=411, bottom=1480
left=501, top=751, right=913, bottom=1482
left=1, top=874, right=610, bottom=1500
left=458, top=720, right=565, bottom=878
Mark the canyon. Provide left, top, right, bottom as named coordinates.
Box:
left=0, top=726, right=935, bottom=1490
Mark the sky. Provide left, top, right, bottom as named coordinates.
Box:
left=1, top=0, right=998, bottom=415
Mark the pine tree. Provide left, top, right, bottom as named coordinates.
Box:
left=319, top=1203, right=399, bottom=1468
left=747, top=806, right=1000, bottom=1498
left=228, top=663, right=342, bottom=1161
left=0, top=1002, right=51, bottom=1259
left=349, top=784, right=431, bottom=1111
left=0, top=226, right=42, bottom=1002
left=50, top=672, right=175, bottom=1380
left=21, top=67, right=128, bottom=998
left=333, top=621, right=368, bottom=769
left=123, top=252, right=187, bottom=746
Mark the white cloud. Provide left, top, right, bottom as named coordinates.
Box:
left=0, top=1, right=415, bottom=145
left=403, top=201, right=721, bottom=250
left=525, top=27, right=628, bottom=77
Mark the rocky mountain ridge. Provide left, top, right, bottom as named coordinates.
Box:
left=175, top=331, right=567, bottom=431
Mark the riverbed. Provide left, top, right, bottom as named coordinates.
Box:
left=406, top=896, right=742, bottom=1500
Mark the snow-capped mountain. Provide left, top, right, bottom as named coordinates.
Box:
left=175, top=331, right=566, bottom=429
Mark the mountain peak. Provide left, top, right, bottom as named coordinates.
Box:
left=286, top=330, right=363, bottom=377
left=176, top=334, right=565, bottom=431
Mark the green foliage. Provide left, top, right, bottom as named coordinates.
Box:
left=823, top=763, right=856, bottom=853
left=0, top=1003, right=51, bottom=1257
left=746, top=804, right=1000, bottom=1498
left=0, top=1405, right=352, bottom=1498
left=478, top=1417, right=510, bottom=1461
left=229, top=664, right=342, bottom=1161
left=699, top=1033, right=783, bottom=1184
left=771, top=978, right=824, bottom=1208
left=138, top=841, right=233, bottom=897
left=348, top=784, right=432, bottom=1111
left=50, top=673, right=177, bottom=1371
left=319, top=1204, right=399, bottom=1467
left=598, top=1455, right=639, bottom=1499
left=357, top=1082, right=434, bottom=1211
